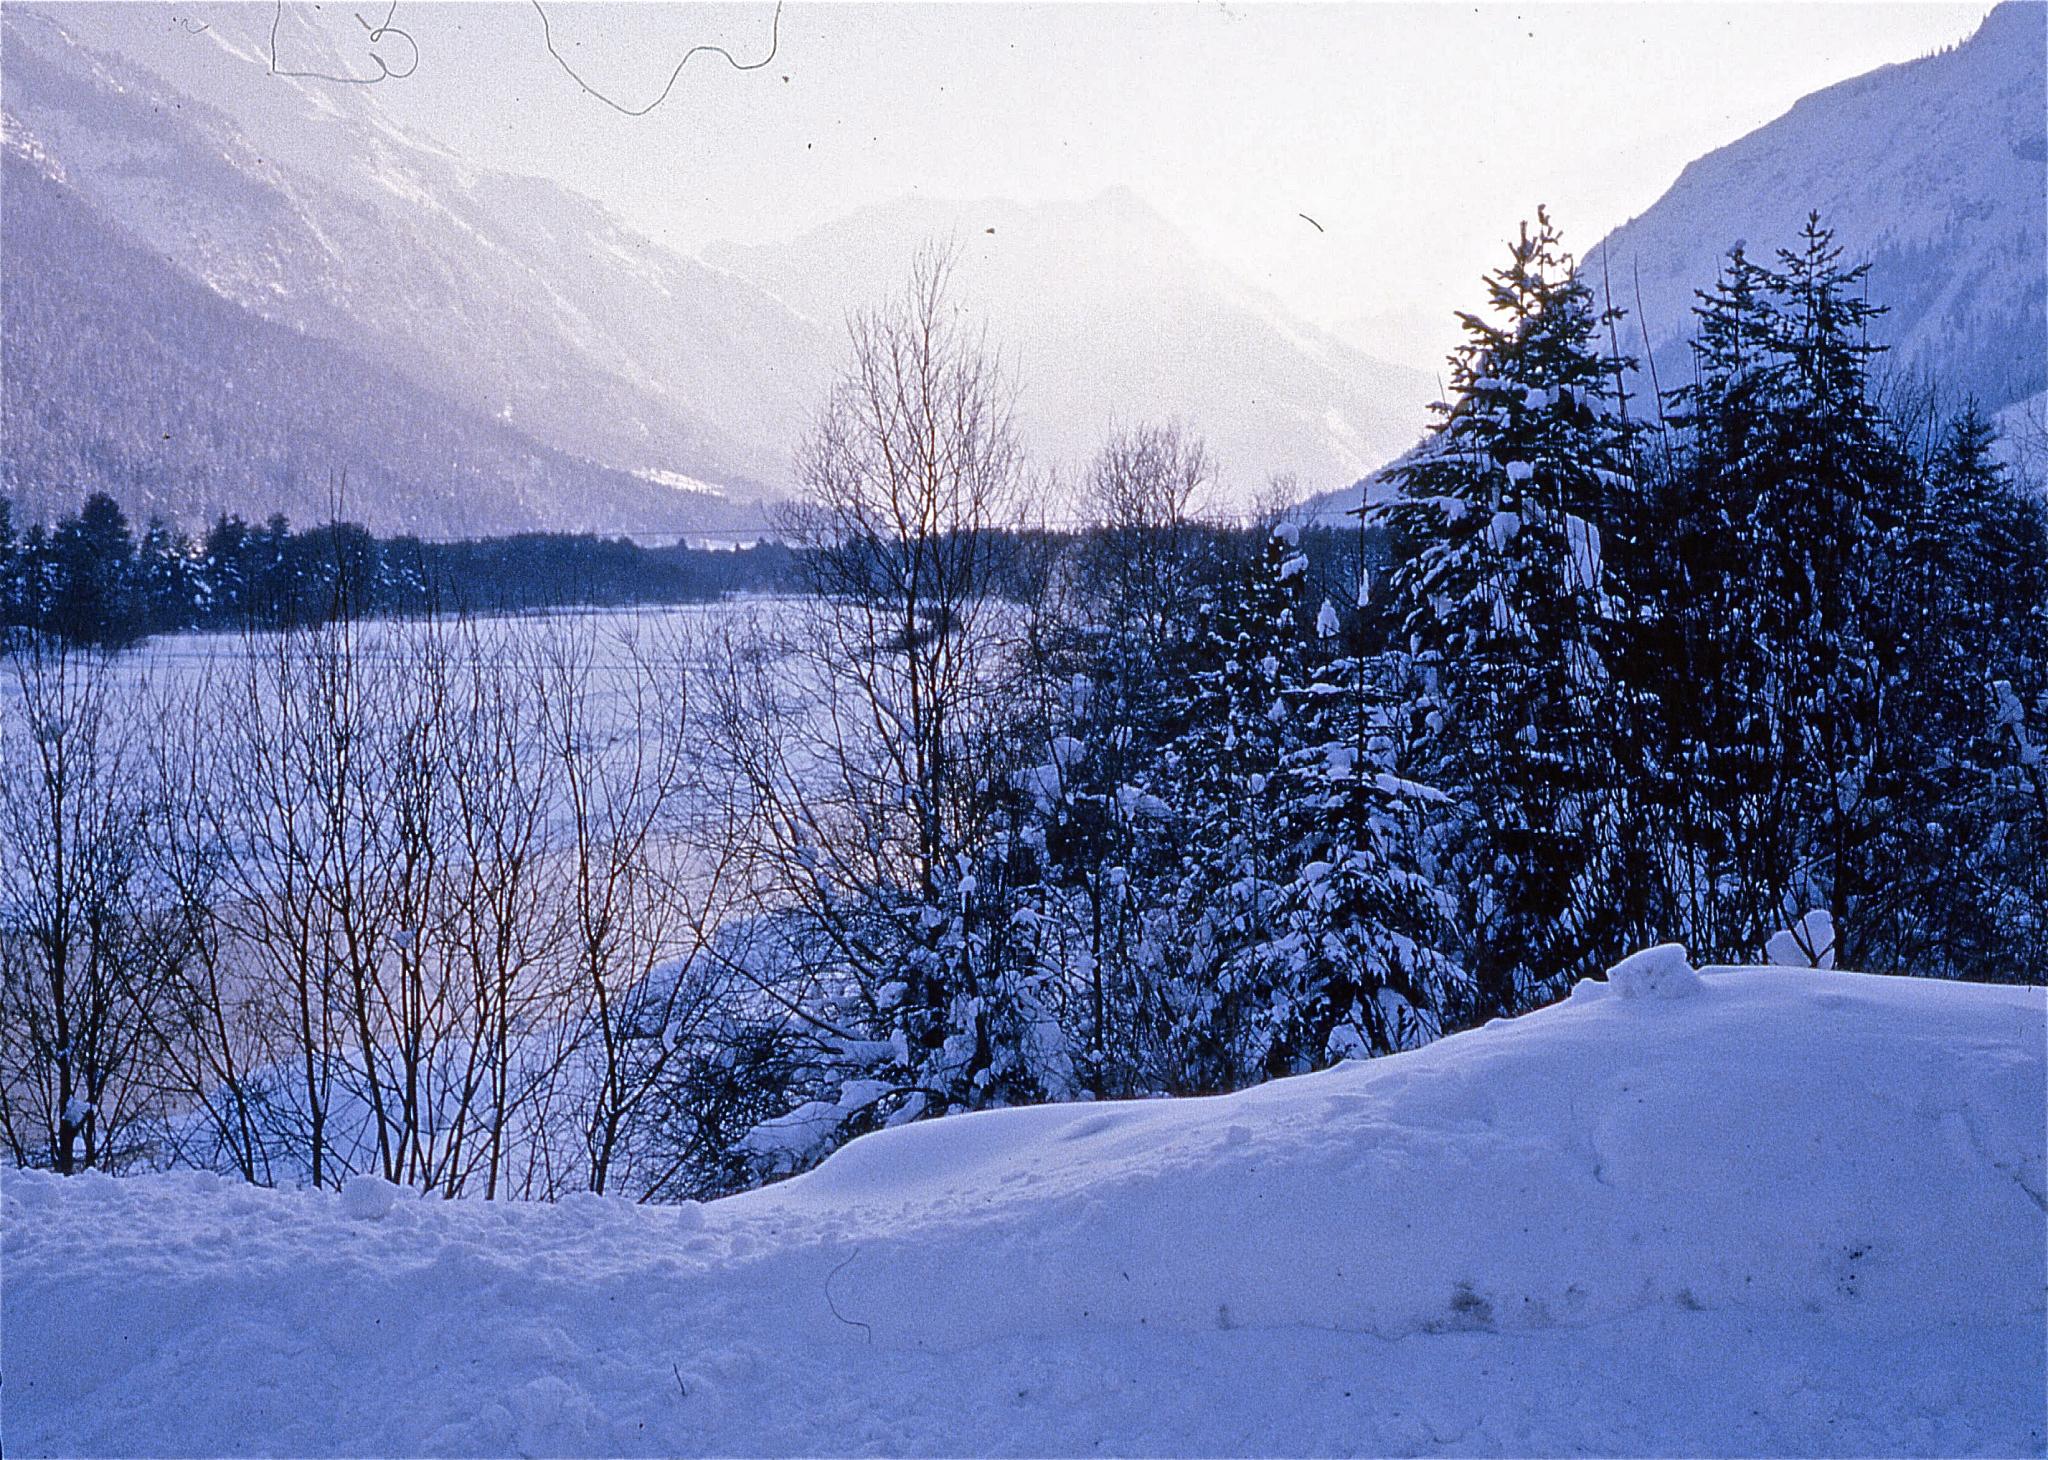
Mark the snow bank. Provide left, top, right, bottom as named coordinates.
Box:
left=6, top=966, right=2043, bottom=1457
left=338, top=1173, right=400, bottom=1222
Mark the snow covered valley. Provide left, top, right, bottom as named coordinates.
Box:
left=5, top=961, right=2042, bottom=1457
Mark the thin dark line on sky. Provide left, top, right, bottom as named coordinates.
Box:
left=268, top=0, right=418, bottom=85
left=530, top=0, right=783, bottom=117
left=1299, top=213, right=1325, bottom=233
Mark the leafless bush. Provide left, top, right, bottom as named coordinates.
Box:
left=0, top=634, right=181, bottom=1172
left=3, top=605, right=773, bottom=1199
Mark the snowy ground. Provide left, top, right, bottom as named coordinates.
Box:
left=6, top=963, right=2044, bottom=1457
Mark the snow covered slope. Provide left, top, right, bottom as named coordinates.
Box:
left=6, top=964, right=2043, bottom=1456
left=0, top=145, right=746, bottom=538
left=1584, top=0, right=2046, bottom=417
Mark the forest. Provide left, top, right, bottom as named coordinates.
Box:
left=3, top=214, right=2043, bottom=1199
left=0, top=503, right=808, bottom=642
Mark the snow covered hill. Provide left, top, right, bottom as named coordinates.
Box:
left=7, top=961, right=2042, bottom=1457
left=1584, top=0, right=2046, bottom=419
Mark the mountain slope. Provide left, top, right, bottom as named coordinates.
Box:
left=1584, top=0, right=2046, bottom=417
left=0, top=145, right=752, bottom=538
left=1, top=3, right=829, bottom=525
left=708, top=191, right=1438, bottom=503
left=6, top=962, right=2041, bottom=1455
left=1304, top=3, right=2047, bottom=526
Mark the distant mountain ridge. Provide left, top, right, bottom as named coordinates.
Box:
left=707, top=191, right=1437, bottom=503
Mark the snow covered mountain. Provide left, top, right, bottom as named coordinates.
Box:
left=706, top=191, right=1438, bottom=505
left=1304, top=1, right=2047, bottom=527
left=1584, top=0, right=2046, bottom=424
left=0, top=2, right=826, bottom=534
left=2, top=5, right=1435, bottom=534
left=0, top=140, right=760, bottom=538
left=7, top=959, right=2041, bottom=1455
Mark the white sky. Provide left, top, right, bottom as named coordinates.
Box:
left=363, top=1, right=1993, bottom=370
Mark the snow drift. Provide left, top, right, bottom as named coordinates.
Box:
left=5, top=964, right=2043, bottom=1456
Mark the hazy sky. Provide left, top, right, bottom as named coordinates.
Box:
left=351, top=2, right=1991, bottom=370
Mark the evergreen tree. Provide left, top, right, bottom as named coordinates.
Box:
left=1753, top=215, right=1911, bottom=963
left=135, top=519, right=201, bottom=633
left=1159, top=521, right=1472, bottom=1084
left=1648, top=244, right=1807, bottom=957
left=47, top=492, right=142, bottom=645
left=1379, top=210, right=1637, bottom=1014
left=1245, top=588, right=1466, bottom=1072
left=1646, top=216, right=1933, bottom=965
left=1154, top=528, right=1302, bottom=1089
left=1863, top=405, right=2048, bottom=978
left=0, top=498, right=19, bottom=626
left=251, top=513, right=295, bottom=624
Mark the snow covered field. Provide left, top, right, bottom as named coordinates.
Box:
left=6, top=962, right=2043, bottom=1457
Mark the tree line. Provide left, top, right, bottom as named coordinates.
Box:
left=0, top=498, right=806, bottom=646
left=4, top=217, right=2042, bottom=1195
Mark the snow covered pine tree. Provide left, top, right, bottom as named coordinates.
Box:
left=1249, top=566, right=1467, bottom=1072
left=1169, top=523, right=1467, bottom=1084
left=1379, top=209, right=1637, bottom=1016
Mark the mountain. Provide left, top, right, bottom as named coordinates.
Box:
left=706, top=190, right=1438, bottom=505
left=0, top=141, right=760, bottom=538
left=1585, top=0, right=2046, bottom=424
left=1306, top=1, right=2047, bottom=526
left=3, top=6, right=1432, bottom=535
left=1, top=2, right=828, bottom=534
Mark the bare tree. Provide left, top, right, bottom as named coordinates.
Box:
left=148, top=669, right=275, bottom=1183
left=0, top=634, right=179, bottom=1171
left=531, top=613, right=743, bottom=1197
left=1082, top=419, right=1215, bottom=658
left=433, top=616, right=564, bottom=1199
left=787, top=241, right=1027, bottom=900
left=704, top=242, right=1067, bottom=1175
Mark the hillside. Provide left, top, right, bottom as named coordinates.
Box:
left=0, top=2, right=818, bottom=531
left=708, top=190, right=1438, bottom=502
left=6, top=960, right=2041, bottom=1456
left=1584, top=0, right=2045, bottom=419
left=0, top=147, right=756, bottom=538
